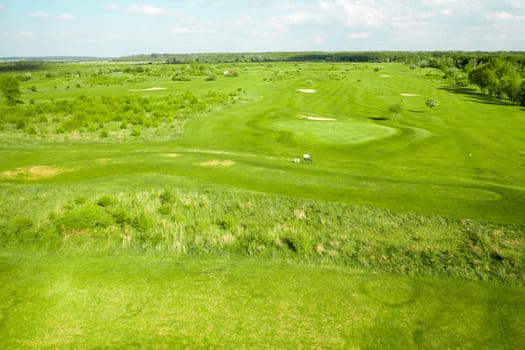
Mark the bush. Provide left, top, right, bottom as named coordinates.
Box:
left=97, top=195, right=114, bottom=207
left=131, top=212, right=153, bottom=233
left=131, top=127, right=141, bottom=137
left=53, top=205, right=114, bottom=232
left=282, top=229, right=312, bottom=255
left=158, top=203, right=172, bottom=215
left=159, top=188, right=175, bottom=205
left=205, top=75, right=216, bottom=81
left=111, top=207, right=132, bottom=227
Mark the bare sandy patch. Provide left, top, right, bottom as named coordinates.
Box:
left=1, top=165, right=66, bottom=180
left=129, top=87, right=167, bottom=92
left=198, top=160, right=235, bottom=167
left=306, top=116, right=336, bottom=121
left=297, top=89, right=317, bottom=93
left=400, top=93, right=419, bottom=97
left=162, top=153, right=182, bottom=158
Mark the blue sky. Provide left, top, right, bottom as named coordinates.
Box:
left=1, top=0, right=524, bottom=56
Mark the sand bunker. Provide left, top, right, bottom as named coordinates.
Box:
left=162, top=153, right=182, bottom=158
left=297, top=89, right=317, bottom=93
left=129, top=87, right=166, bottom=92
left=199, top=160, right=235, bottom=167
left=400, top=93, right=419, bottom=97
left=1, top=165, right=66, bottom=180
left=306, top=116, right=336, bottom=121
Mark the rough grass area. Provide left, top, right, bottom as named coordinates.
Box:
left=1, top=185, right=523, bottom=284
left=1, top=251, right=523, bottom=349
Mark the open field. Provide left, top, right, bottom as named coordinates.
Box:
left=1, top=251, right=524, bottom=349
left=1, top=60, right=524, bottom=347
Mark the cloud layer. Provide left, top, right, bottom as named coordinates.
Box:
left=1, top=0, right=524, bottom=56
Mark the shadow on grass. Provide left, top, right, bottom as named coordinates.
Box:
left=439, top=86, right=514, bottom=106
left=408, top=110, right=425, bottom=114
left=368, top=117, right=389, bottom=121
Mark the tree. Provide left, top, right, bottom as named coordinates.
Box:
left=0, top=76, right=21, bottom=105
left=426, top=98, right=438, bottom=112
left=388, top=104, right=402, bottom=119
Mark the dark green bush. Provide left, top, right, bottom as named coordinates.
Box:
left=53, top=205, right=114, bottom=232
left=111, top=207, right=132, bottom=227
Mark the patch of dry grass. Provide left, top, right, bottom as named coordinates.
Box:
left=1, top=166, right=67, bottom=180
left=198, top=160, right=235, bottom=167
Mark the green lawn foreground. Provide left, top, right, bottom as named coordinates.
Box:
left=1, top=250, right=524, bottom=349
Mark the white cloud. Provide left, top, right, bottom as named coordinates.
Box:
left=280, top=11, right=320, bottom=25
left=319, top=0, right=386, bottom=27
left=56, top=13, right=74, bottom=20
left=28, top=11, right=74, bottom=20
left=169, top=27, right=209, bottom=34
left=349, top=32, right=369, bottom=39
left=127, top=5, right=168, bottom=16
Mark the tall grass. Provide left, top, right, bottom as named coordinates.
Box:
left=1, top=184, right=523, bottom=284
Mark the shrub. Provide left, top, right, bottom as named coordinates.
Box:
left=25, top=125, right=37, bottom=135
left=100, top=129, right=109, bottom=138
left=53, top=205, right=114, bottom=232
left=205, top=75, right=216, bottom=81
left=282, top=229, right=312, bottom=255
left=159, top=188, right=175, bottom=205
left=131, top=212, right=153, bottom=233
left=111, top=207, right=132, bottom=227
left=97, top=195, right=114, bottom=207
left=131, top=127, right=141, bottom=137
left=158, top=203, right=172, bottom=215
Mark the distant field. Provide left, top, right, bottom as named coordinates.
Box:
left=1, top=60, right=524, bottom=348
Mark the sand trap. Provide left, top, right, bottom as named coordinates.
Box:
left=1, top=166, right=66, bottom=180
left=162, top=153, right=182, bottom=158
left=400, top=93, right=419, bottom=97
left=380, top=75, right=390, bottom=78
left=306, top=116, right=336, bottom=121
left=199, top=160, right=235, bottom=167
left=297, top=89, right=317, bottom=93
left=129, top=87, right=166, bottom=92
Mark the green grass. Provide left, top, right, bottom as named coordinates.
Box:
left=1, top=250, right=524, bottom=349
left=270, top=117, right=398, bottom=145
left=1, top=61, right=525, bottom=348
